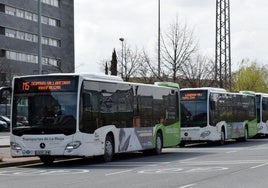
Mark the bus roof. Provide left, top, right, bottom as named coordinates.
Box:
left=154, top=82, right=180, bottom=89
left=181, top=87, right=226, bottom=93
left=78, top=73, right=123, bottom=82
left=14, top=73, right=124, bottom=82
left=13, top=73, right=179, bottom=90
left=255, top=92, right=268, bottom=97
left=239, top=90, right=256, bottom=96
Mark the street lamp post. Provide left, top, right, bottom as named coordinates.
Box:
left=157, top=0, right=161, bottom=80
left=38, top=0, right=43, bottom=74
left=119, top=38, right=124, bottom=79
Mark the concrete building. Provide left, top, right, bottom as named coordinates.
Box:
left=0, top=0, right=74, bottom=85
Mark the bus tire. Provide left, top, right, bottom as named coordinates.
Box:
left=243, top=126, right=248, bottom=141
left=219, top=129, right=225, bottom=145
left=103, top=135, right=114, bottom=162
left=39, top=156, right=55, bottom=165
left=179, top=142, right=185, bottom=148
left=154, top=132, right=163, bottom=155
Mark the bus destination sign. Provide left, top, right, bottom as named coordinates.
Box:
left=22, top=80, right=71, bottom=91
left=181, top=91, right=207, bottom=100
left=14, top=76, right=78, bottom=93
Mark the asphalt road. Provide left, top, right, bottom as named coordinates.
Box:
left=0, top=131, right=9, bottom=136
left=1, top=138, right=268, bottom=188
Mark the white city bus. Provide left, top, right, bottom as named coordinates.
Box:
left=255, top=93, right=268, bottom=136
left=180, top=87, right=257, bottom=146
left=10, top=74, right=180, bottom=164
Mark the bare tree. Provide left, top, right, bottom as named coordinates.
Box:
left=180, top=55, right=216, bottom=88
left=117, top=42, right=142, bottom=81
left=135, top=49, right=158, bottom=83
left=0, top=56, right=13, bottom=87
left=161, top=18, right=197, bottom=82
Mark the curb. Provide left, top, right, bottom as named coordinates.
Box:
left=0, top=159, right=41, bottom=168
left=0, top=146, right=41, bottom=168
left=0, top=145, right=10, bottom=148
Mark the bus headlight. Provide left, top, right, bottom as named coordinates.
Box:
left=65, top=141, right=81, bottom=152
left=201, top=131, right=211, bottom=138
left=10, top=142, right=22, bottom=151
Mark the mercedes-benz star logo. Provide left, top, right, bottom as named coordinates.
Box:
left=40, top=143, right=46, bottom=149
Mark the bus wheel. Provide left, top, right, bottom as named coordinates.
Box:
left=155, top=132, right=162, bottom=155
left=103, top=135, right=114, bottom=162
left=219, top=129, right=225, bottom=145
left=243, top=127, right=248, bottom=141
left=179, top=142, right=185, bottom=148
left=39, top=156, right=55, bottom=165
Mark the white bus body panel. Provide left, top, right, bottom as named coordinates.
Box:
left=181, top=121, right=245, bottom=142
left=11, top=125, right=153, bottom=158
left=258, top=121, right=268, bottom=135
left=181, top=126, right=221, bottom=142
left=11, top=134, right=75, bottom=157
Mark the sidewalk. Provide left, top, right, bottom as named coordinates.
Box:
left=0, top=136, right=40, bottom=167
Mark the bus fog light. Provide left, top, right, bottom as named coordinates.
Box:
left=10, top=142, right=22, bottom=151
left=65, top=141, right=81, bottom=152
left=201, top=131, right=211, bottom=138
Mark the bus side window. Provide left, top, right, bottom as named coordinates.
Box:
left=83, top=93, right=92, bottom=108
left=263, top=103, right=267, bottom=111
left=80, top=92, right=99, bottom=134
left=210, top=100, right=216, bottom=110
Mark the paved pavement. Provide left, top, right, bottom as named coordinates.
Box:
left=0, top=135, right=10, bottom=147
left=0, top=135, right=40, bottom=167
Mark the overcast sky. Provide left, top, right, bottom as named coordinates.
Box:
left=74, top=0, right=268, bottom=74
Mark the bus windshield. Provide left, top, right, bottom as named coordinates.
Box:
left=180, top=90, right=207, bottom=128
left=12, top=92, right=77, bottom=136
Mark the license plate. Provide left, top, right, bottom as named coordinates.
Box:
left=182, top=137, right=192, bottom=141
left=35, top=150, right=51, bottom=155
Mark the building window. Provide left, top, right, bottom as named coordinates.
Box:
left=42, top=37, right=49, bottom=45
left=5, top=28, right=16, bottom=38
left=5, top=28, right=61, bottom=47
left=33, top=35, right=38, bottom=43
left=5, top=50, right=60, bottom=67
left=49, top=18, right=56, bottom=26
left=5, top=6, right=15, bottom=16
left=6, top=51, right=17, bottom=60
left=5, top=5, right=60, bottom=27
left=49, top=38, right=58, bottom=47
left=33, top=0, right=59, bottom=7
left=49, top=58, right=58, bottom=66
left=0, top=27, right=4, bottom=35
left=41, top=16, right=49, bottom=25
left=42, top=0, right=59, bottom=7
left=33, top=14, right=38, bottom=22
left=52, top=0, right=59, bottom=7
left=25, top=12, right=33, bottom=20
left=0, top=50, right=5, bottom=57
left=16, top=9, right=24, bottom=18
left=16, top=31, right=25, bottom=40
left=25, top=33, right=33, bottom=42
left=42, top=57, right=49, bottom=65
